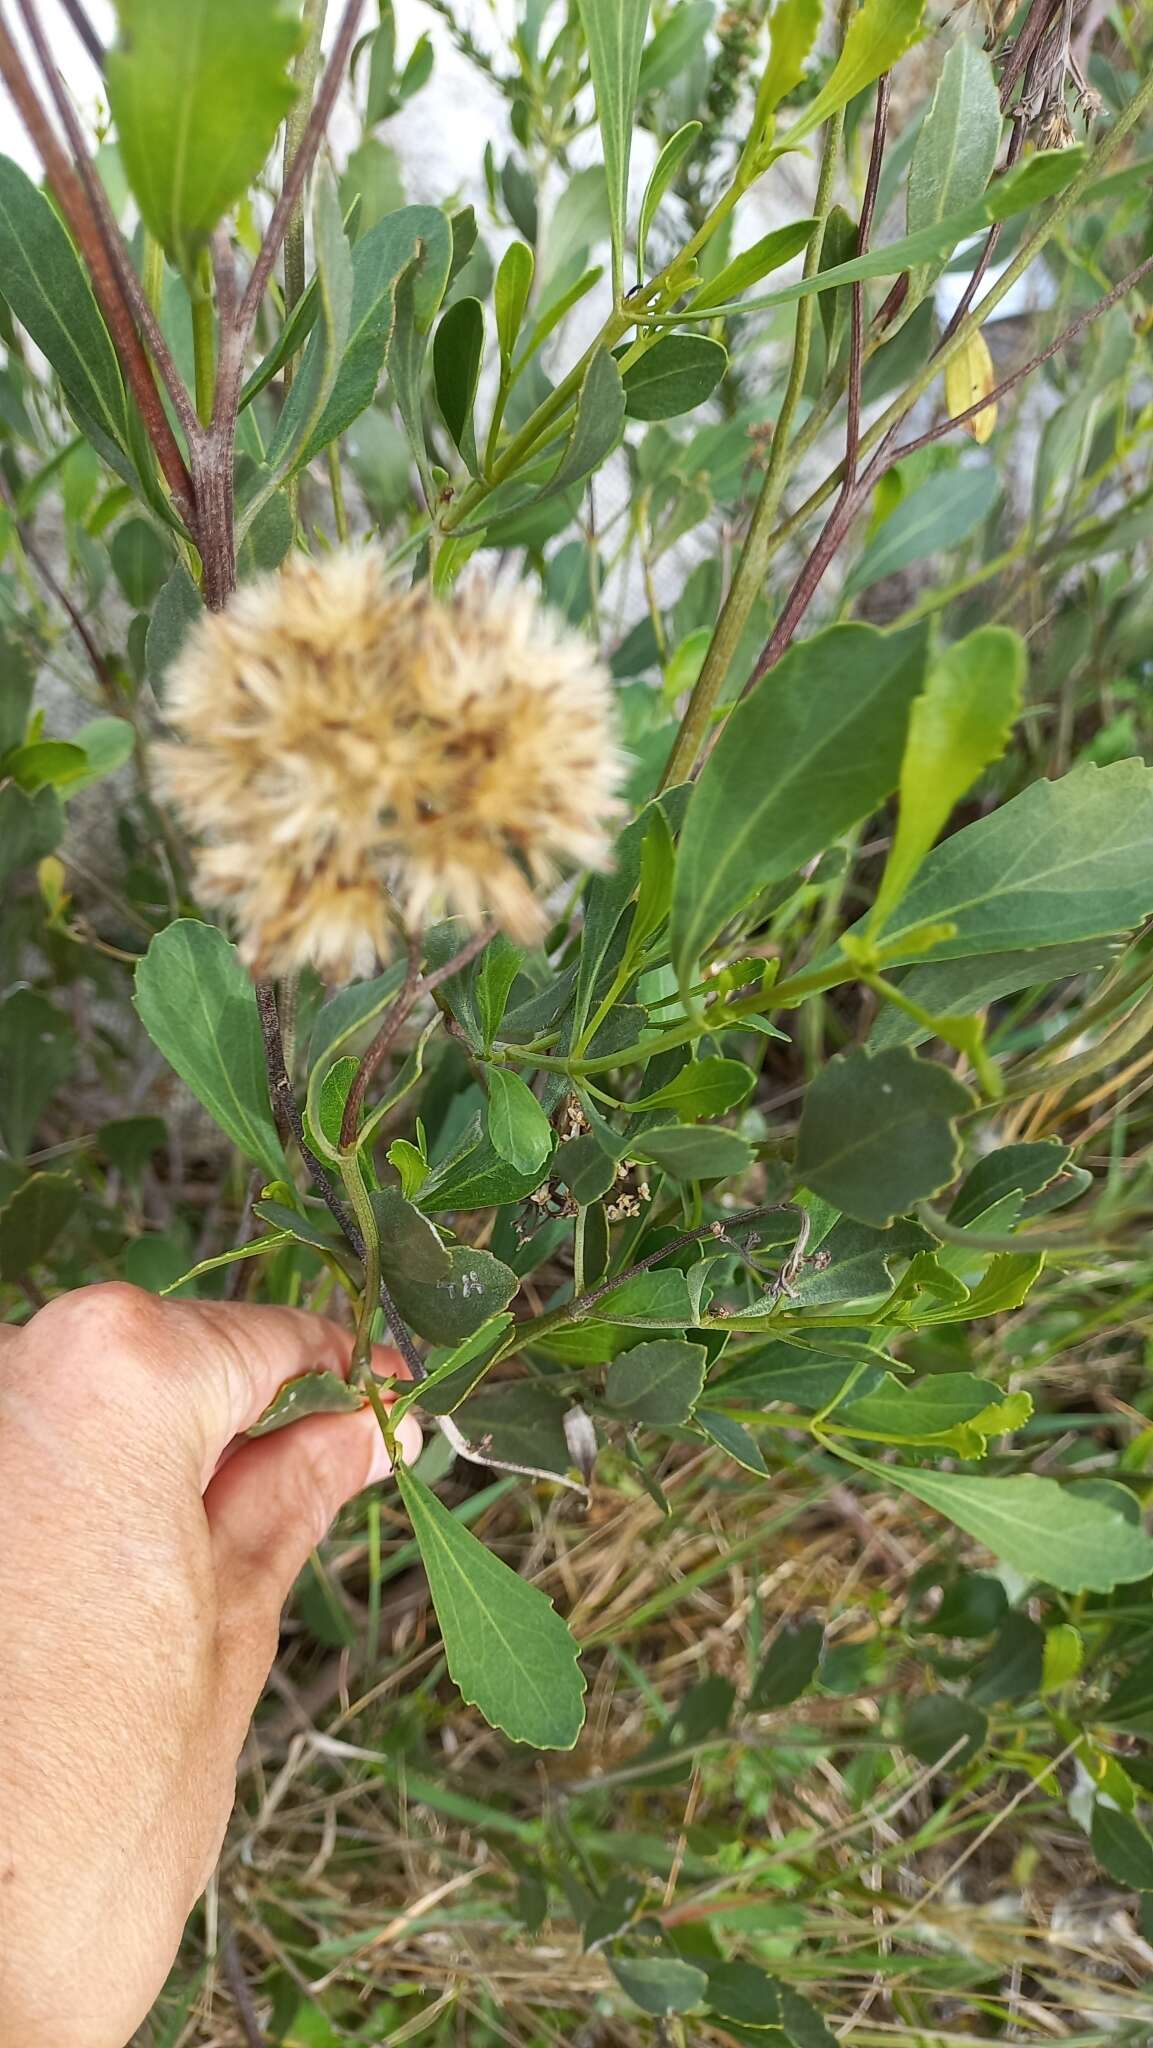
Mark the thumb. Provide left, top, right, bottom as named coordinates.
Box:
left=205, top=1404, right=423, bottom=1698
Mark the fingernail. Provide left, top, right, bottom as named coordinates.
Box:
left=396, top=1413, right=424, bottom=1467
left=366, top=1412, right=422, bottom=1483
left=366, top=1431, right=394, bottom=1483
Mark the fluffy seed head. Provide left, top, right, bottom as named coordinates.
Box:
left=155, top=547, right=626, bottom=980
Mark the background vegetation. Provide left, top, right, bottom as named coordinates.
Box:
left=2, top=0, right=1153, bottom=2041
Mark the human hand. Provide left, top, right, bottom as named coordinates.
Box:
left=0, top=1284, right=421, bottom=2048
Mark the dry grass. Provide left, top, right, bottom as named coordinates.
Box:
left=140, top=1437, right=1153, bottom=2048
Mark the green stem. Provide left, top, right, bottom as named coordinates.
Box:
left=327, top=440, right=350, bottom=542
left=660, top=106, right=846, bottom=790
left=343, top=1148, right=381, bottom=1380
left=713, top=67, right=1153, bottom=635
left=283, top=0, right=329, bottom=333
left=141, top=232, right=164, bottom=315
left=191, top=247, right=216, bottom=426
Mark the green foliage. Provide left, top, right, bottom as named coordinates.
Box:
left=5, top=3, right=1153, bottom=2032
left=134, top=921, right=286, bottom=1180
left=106, top=0, right=301, bottom=269
left=394, top=1460, right=586, bottom=1748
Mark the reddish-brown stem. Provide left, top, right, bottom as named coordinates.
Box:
left=57, top=0, right=102, bottom=68
left=16, top=0, right=202, bottom=451
left=339, top=924, right=496, bottom=1149
left=0, top=468, right=118, bottom=704
left=893, top=246, right=1153, bottom=466
left=0, top=11, right=194, bottom=511
left=845, top=75, right=891, bottom=487
left=254, top=980, right=427, bottom=1382
left=750, top=243, right=1153, bottom=684
left=214, top=0, right=364, bottom=443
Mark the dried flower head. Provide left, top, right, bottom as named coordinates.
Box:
left=156, top=547, right=626, bottom=980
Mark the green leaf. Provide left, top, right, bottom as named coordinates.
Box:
left=6, top=740, right=88, bottom=794
left=1041, top=1622, right=1083, bottom=1693
left=870, top=941, right=1118, bottom=1048
left=845, top=464, right=1000, bottom=598
left=474, top=935, right=524, bottom=1049
left=65, top=717, right=137, bottom=793
left=870, top=627, right=1024, bottom=934
left=110, top=518, right=170, bottom=608
left=495, top=241, right=535, bottom=365
left=706, top=1961, right=782, bottom=2027
left=690, top=218, right=817, bottom=311
left=1091, top=1805, right=1153, bottom=1891
left=906, top=36, right=1002, bottom=310
left=147, top=557, right=203, bottom=692
left=629, top=804, right=676, bottom=961
left=748, top=1618, right=823, bottom=1709
left=623, top=334, right=728, bottom=420
left=308, top=206, right=448, bottom=460
left=106, top=0, right=300, bottom=268
left=595, top=1267, right=696, bottom=1329
left=696, top=1408, right=768, bottom=1474
left=452, top=1381, right=575, bottom=1477
left=0, top=989, right=74, bottom=1158
left=638, top=122, right=701, bottom=279
left=609, top=1955, right=708, bottom=2016
left=371, top=1186, right=452, bottom=1285
left=0, top=627, right=36, bottom=757
left=133, top=919, right=286, bottom=1179
left=434, top=296, right=484, bottom=456
left=786, top=0, right=924, bottom=148
left=0, top=1172, right=80, bottom=1281
left=385, top=1245, right=518, bottom=1345
left=836, top=1372, right=1030, bottom=1450
left=855, top=760, right=1153, bottom=965
left=575, top=0, right=651, bottom=297
left=419, top=1113, right=547, bottom=1212
left=631, top=1124, right=754, bottom=1181
left=0, top=157, right=129, bottom=458
left=691, top=148, right=1083, bottom=322
left=0, top=783, right=63, bottom=885
left=715, top=1337, right=882, bottom=1410
left=629, top=1057, right=755, bottom=1119
left=948, top=1140, right=1070, bottom=1229
left=796, top=1048, right=972, bottom=1230
left=486, top=1069, right=555, bottom=1176
left=544, top=347, right=626, bottom=499
left=638, top=0, right=712, bottom=95
left=1101, top=1648, right=1153, bottom=1734
left=260, top=167, right=353, bottom=494
left=880, top=1467, right=1153, bottom=1593
left=672, top=621, right=927, bottom=982
left=751, top=0, right=822, bottom=135
left=387, top=212, right=456, bottom=465
left=394, top=1460, right=586, bottom=1746
left=969, top=1612, right=1044, bottom=1705
left=604, top=1339, right=707, bottom=1424
left=247, top=1370, right=365, bottom=1437
left=902, top=1694, right=987, bottom=1768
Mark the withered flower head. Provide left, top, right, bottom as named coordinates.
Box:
left=156, top=547, right=626, bottom=980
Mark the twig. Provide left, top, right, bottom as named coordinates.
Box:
left=0, top=469, right=117, bottom=704
left=254, top=980, right=427, bottom=1382
left=892, top=246, right=1153, bottom=464
left=339, top=924, right=495, bottom=1148
left=217, top=0, right=364, bottom=437
left=15, top=0, right=202, bottom=449
left=516, top=1203, right=793, bottom=1340
left=845, top=75, right=891, bottom=487
left=57, top=0, right=102, bottom=69
left=219, top=1926, right=266, bottom=2048
left=0, top=10, right=194, bottom=510
left=658, top=102, right=847, bottom=790
left=747, top=239, right=1153, bottom=686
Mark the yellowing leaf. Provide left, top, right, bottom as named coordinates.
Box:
left=945, top=328, right=998, bottom=443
